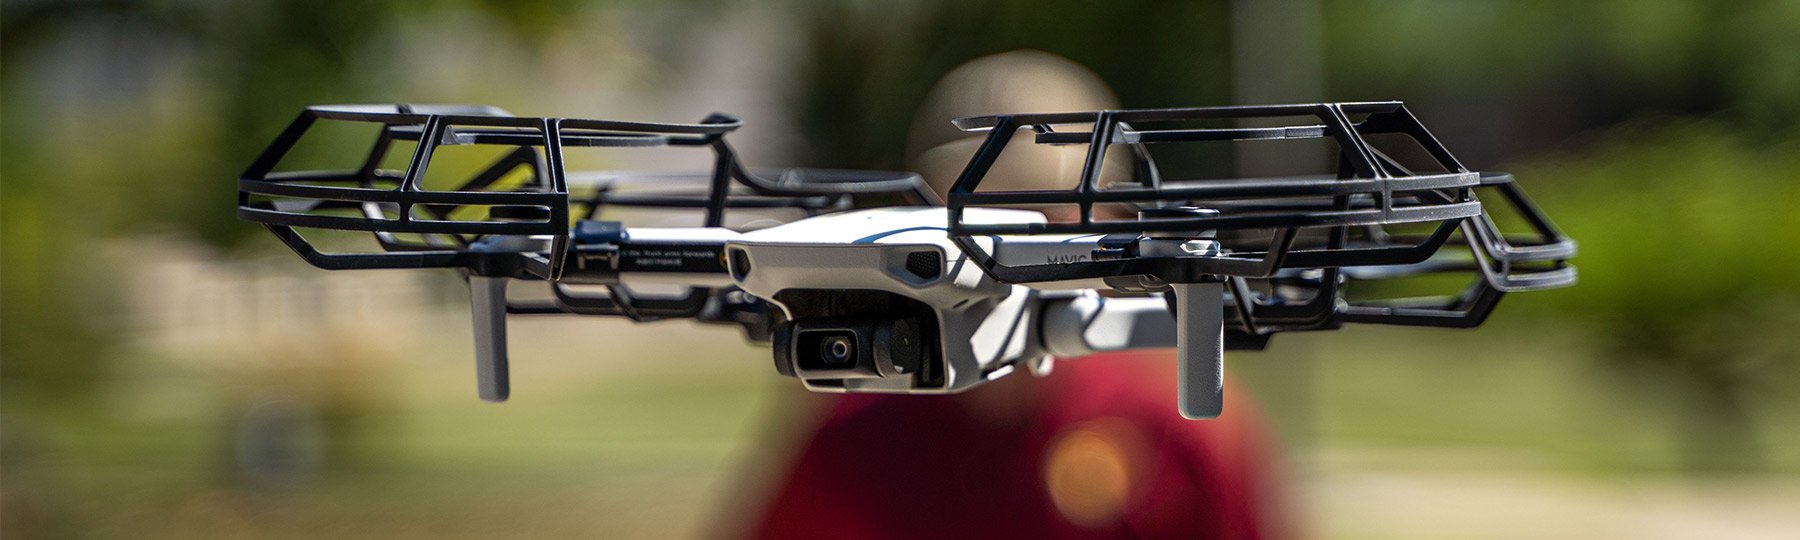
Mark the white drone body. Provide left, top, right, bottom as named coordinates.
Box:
left=729, top=208, right=1046, bottom=393
left=541, top=207, right=1216, bottom=416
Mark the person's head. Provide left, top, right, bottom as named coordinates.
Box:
left=908, top=50, right=1135, bottom=222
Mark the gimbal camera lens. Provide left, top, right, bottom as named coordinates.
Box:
left=792, top=328, right=867, bottom=376
left=820, top=335, right=855, bottom=365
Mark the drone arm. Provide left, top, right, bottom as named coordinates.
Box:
left=1039, top=294, right=1177, bottom=356
left=1037, top=284, right=1225, bottom=419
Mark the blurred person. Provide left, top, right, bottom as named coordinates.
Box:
left=746, top=51, right=1288, bottom=540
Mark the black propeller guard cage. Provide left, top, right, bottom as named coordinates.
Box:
left=945, top=101, right=1575, bottom=334
left=238, top=104, right=932, bottom=326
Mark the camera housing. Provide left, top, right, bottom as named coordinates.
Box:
left=728, top=208, right=1049, bottom=393
left=776, top=316, right=929, bottom=382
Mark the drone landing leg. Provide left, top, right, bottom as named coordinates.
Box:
left=470, top=276, right=511, bottom=402
left=1172, top=281, right=1225, bottom=419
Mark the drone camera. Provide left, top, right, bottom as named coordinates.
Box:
left=780, top=317, right=926, bottom=380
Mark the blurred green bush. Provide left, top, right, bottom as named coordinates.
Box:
left=1515, top=120, right=1800, bottom=470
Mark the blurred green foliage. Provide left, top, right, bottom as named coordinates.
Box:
left=1524, top=120, right=1800, bottom=335
left=791, top=0, right=1232, bottom=170
left=1323, top=0, right=1800, bottom=139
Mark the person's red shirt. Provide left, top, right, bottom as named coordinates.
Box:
left=748, top=350, right=1287, bottom=540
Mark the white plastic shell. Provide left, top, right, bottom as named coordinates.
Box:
left=725, top=207, right=1049, bottom=393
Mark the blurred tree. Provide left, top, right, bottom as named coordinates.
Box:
left=788, top=0, right=1232, bottom=170
left=1323, top=0, right=1800, bottom=161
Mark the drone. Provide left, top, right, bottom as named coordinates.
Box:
left=237, top=102, right=1574, bottom=419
